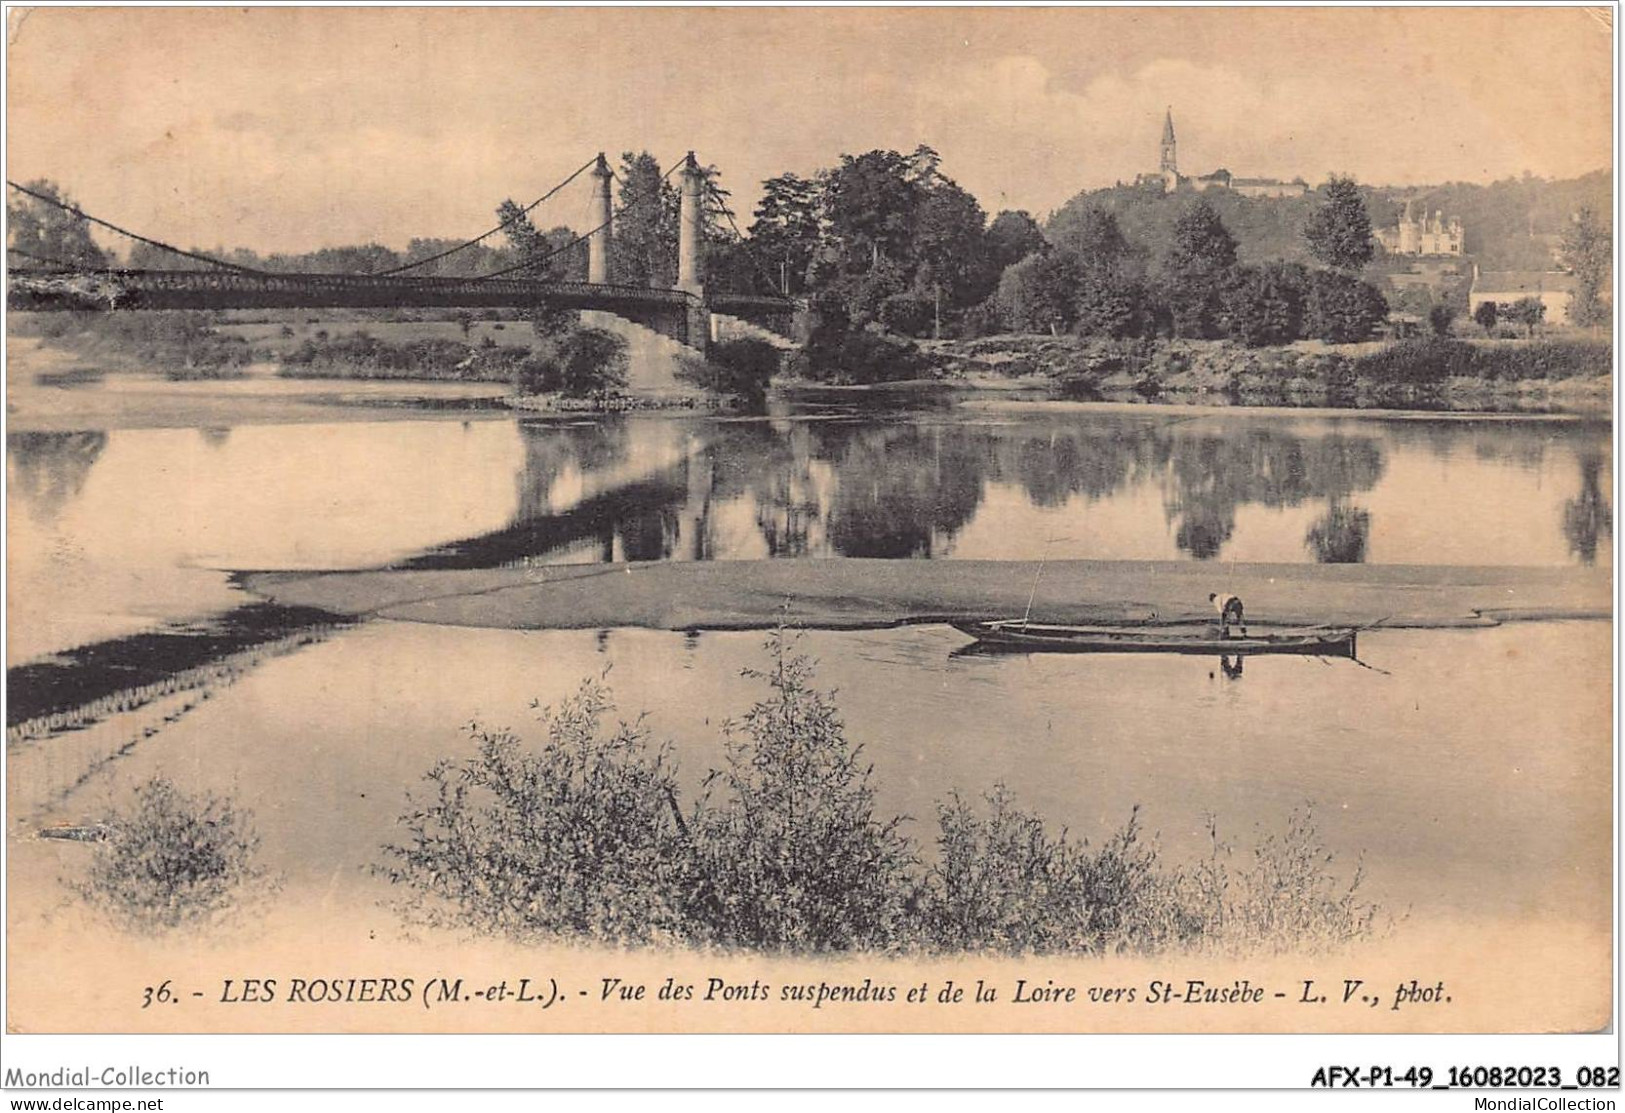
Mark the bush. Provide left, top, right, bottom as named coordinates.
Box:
left=79, top=777, right=269, bottom=933
left=1217, top=263, right=1309, bottom=347
left=956, top=298, right=1004, bottom=339
left=34, top=310, right=259, bottom=377
left=1353, top=337, right=1611, bottom=385
left=1172, top=809, right=1378, bottom=954
left=1306, top=271, right=1389, bottom=343
left=382, top=641, right=1381, bottom=956
left=682, top=632, right=918, bottom=952
left=676, top=338, right=780, bottom=408
left=802, top=294, right=936, bottom=384
left=923, top=788, right=1174, bottom=954
left=381, top=677, right=689, bottom=944
left=1468, top=340, right=1612, bottom=382
left=878, top=290, right=936, bottom=338
left=1353, top=338, right=1474, bottom=385
left=514, top=327, right=629, bottom=397
left=279, top=331, right=527, bottom=381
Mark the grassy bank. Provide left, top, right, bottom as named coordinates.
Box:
left=276, top=330, right=531, bottom=382
left=10, top=310, right=267, bottom=379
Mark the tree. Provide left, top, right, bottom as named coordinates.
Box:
left=823, top=149, right=922, bottom=272
left=1053, top=205, right=1134, bottom=278
left=400, top=237, right=508, bottom=278
left=1506, top=296, right=1547, bottom=338
left=1220, top=263, right=1309, bottom=347
left=911, top=178, right=995, bottom=316
left=996, top=249, right=1085, bottom=334
left=126, top=240, right=192, bottom=271
left=985, top=210, right=1046, bottom=271
left=1073, top=272, right=1151, bottom=339
left=748, top=173, right=824, bottom=295
left=1305, top=270, right=1389, bottom=343
left=611, top=152, right=680, bottom=288
left=1560, top=207, right=1611, bottom=327
left=1303, top=176, right=1375, bottom=271
left=1163, top=200, right=1238, bottom=338
left=7, top=179, right=109, bottom=269
left=496, top=203, right=583, bottom=334
left=1165, top=199, right=1238, bottom=277
left=1473, top=300, right=1499, bottom=334
left=1427, top=304, right=1457, bottom=338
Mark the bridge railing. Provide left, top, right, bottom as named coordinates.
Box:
left=8, top=268, right=799, bottom=339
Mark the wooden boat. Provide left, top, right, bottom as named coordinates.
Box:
left=951, top=619, right=1357, bottom=657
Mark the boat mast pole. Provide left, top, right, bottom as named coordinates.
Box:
left=1022, top=536, right=1055, bottom=629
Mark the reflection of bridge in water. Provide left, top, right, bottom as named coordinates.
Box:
left=7, top=152, right=798, bottom=351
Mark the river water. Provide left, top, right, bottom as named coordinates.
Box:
left=5, top=400, right=1614, bottom=949
left=6, top=406, right=1612, bottom=663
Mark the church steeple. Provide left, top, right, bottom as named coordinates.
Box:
left=1160, top=107, right=1178, bottom=175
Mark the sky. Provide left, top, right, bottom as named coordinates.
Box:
left=5, top=6, right=1615, bottom=256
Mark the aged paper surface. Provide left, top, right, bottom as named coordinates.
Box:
left=3, top=5, right=1614, bottom=1057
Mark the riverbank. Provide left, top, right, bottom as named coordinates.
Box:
left=5, top=337, right=513, bottom=431
left=241, top=558, right=1611, bottom=633
left=926, top=334, right=1613, bottom=412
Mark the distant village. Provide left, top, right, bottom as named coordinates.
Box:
left=1131, top=110, right=1592, bottom=329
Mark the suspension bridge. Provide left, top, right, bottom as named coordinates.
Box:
left=6, top=153, right=800, bottom=352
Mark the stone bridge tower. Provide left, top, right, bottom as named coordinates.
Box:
left=676, top=152, right=709, bottom=350
left=587, top=153, right=614, bottom=284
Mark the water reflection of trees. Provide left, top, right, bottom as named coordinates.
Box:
left=7, top=431, right=108, bottom=524
left=1563, top=451, right=1613, bottom=564
left=423, top=415, right=1399, bottom=568
left=818, top=426, right=990, bottom=558
left=1305, top=501, right=1372, bottom=563
left=1159, top=432, right=1386, bottom=560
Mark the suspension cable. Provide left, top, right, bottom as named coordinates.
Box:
left=5, top=180, right=267, bottom=274
left=470, top=155, right=686, bottom=283
left=705, top=180, right=785, bottom=295
left=373, top=155, right=598, bottom=276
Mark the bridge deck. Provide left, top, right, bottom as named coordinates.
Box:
left=7, top=267, right=799, bottom=350
left=6, top=267, right=728, bottom=312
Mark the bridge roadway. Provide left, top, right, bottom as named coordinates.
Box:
left=6, top=267, right=798, bottom=348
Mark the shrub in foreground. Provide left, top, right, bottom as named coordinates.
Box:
left=924, top=789, right=1178, bottom=954
left=1172, top=810, right=1378, bottom=954
left=80, top=776, right=269, bottom=933
left=381, top=678, right=688, bottom=945
left=682, top=637, right=918, bottom=952
left=384, top=636, right=1380, bottom=956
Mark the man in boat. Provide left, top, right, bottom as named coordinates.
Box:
left=1209, top=591, right=1246, bottom=638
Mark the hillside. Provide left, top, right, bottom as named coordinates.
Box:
left=1046, top=169, right=1612, bottom=274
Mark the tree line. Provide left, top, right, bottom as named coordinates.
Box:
left=9, top=152, right=1612, bottom=351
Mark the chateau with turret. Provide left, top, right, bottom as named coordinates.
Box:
left=1374, top=199, right=1465, bottom=256
left=1134, top=109, right=1309, bottom=199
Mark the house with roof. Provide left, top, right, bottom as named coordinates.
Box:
left=1468, top=267, right=1579, bottom=326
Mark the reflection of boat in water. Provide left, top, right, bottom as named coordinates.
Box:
left=951, top=620, right=1357, bottom=657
